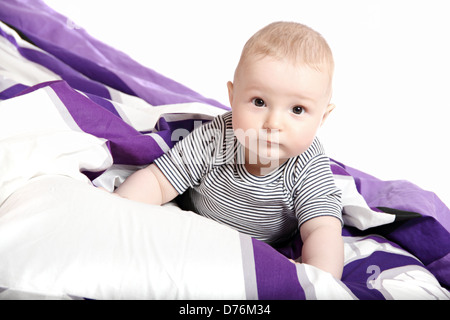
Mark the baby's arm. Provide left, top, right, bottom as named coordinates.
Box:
left=299, top=216, right=344, bottom=279
left=114, top=164, right=178, bottom=205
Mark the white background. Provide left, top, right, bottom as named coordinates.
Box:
left=44, top=0, right=449, bottom=207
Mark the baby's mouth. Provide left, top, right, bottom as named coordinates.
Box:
left=260, top=134, right=281, bottom=146
left=257, top=139, right=282, bottom=157
left=263, top=140, right=278, bottom=147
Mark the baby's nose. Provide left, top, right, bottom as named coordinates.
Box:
left=262, top=111, right=283, bottom=131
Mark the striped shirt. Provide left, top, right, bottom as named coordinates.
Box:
left=154, top=111, right=342, bottom=245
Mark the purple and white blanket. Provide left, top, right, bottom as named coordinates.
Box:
left=0, top=0, right=448, bottom=300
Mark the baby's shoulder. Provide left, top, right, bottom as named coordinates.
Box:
left=284, top=138, right=329, bottom=187
left=292, top=137, right=326, bottom=168
left=209, top=111, right=232, bottom=128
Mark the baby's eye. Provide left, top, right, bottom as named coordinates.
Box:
left=292, top=106, right=305, bottom=115
left=252, top=98, right=266, bottom=107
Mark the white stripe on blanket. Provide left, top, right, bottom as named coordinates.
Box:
left=0, top=88, right=112, bottom=205
left=0, top=21, right=61, bottom=86
left=335, top=175, right=395, bottom=229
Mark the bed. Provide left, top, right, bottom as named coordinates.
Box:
left=0, top=0, right=448, bottom=300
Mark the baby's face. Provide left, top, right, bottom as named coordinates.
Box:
left=228, top=55, right=334, bottom=169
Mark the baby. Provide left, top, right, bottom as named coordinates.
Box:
left=114, top=22, right=344, bottom=279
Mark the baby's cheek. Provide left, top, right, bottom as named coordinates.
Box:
left=289, top=136, right=315, bottom=156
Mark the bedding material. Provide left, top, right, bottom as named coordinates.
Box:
left=0, top=0, right=449, bottom=299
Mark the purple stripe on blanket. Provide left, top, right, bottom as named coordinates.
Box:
left=344, top=219, right=450, bottom=288
left=343, top=251, right=423, bottom=300
left=0, top=84, right=28, bottom=100
left=330, top=159, right=351, bottom=176
left=0, top=24, right=112, bottom=99
left=252, top=238, right=305, bottom=299
left=333, top=160, right=450, bottom=289
left=338, top=162, right=450, bottom=230
left=0, top=22, right=19, bottom=45
left=48, top=81, right=165, bottom=165
left=0, top=0, right=228, bottom=109
left=84, top=93, right=121, bottom=118
left=389, top=217, right=450, bottom=266
left=9, top=80, right=57, bottom=97
left=22, top=48, right=112, bottom=99
left=427, top=253, right=450, bottom=289
left=154, top=118, right=213, bottom=142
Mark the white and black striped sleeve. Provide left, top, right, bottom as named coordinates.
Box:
left=153, top=116, right=224, bottom=194
left=293, top=155, right=343, bottom=227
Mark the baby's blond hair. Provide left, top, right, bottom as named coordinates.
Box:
left=236, top=21, right=334, bottom=79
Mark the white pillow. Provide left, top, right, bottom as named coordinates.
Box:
left=0, top=88, right=112, bottom=205
left=0, top=175, right=250, bottom=299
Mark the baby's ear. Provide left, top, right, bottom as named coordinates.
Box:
left=227, top=81, right=234, bottom=107
left=321, top=103, right=336, bottom=126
